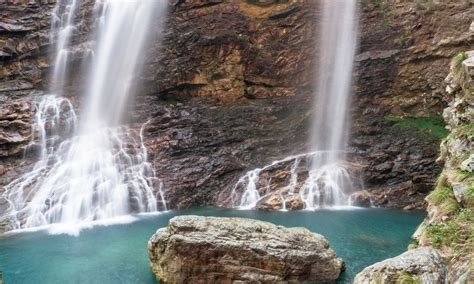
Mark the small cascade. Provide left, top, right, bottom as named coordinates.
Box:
left=1, top=0, right=168, bottom=233
left=232, top=152, right=358, bottom=210
left=3, top=96, right=167, bottom=233
left=233, top=0, right=360, bottom=210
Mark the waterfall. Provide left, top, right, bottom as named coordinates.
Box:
left=50, top=0, right=80, bottom=94
left=305, top=0, right=359, bottom=207
left=234, top=0, right=359, bottom=210
left=1, top=0, right=168, bottom=234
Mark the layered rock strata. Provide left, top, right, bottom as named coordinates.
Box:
left=356, top=49, right=474, bottom=284
left=1, top=1, right=473, bottom=219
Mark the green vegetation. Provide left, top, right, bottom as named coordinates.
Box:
left=451, top=52, right=469, bottom=86
left=397, top=272, right=420, bottom=284
left=427, top=185, right=460, bottom=216
left=408, top=239, right=419, bottom=250
left=385, top=116, right=449, bottom=139
left=415, top=0, right=434, bottom=10
left=394, top=33, right=408, bottom=49
left=425, top=208, right=473, bottom=256
left=450, top=123, right=474, bottom=139
left=452, top=52, right=469, bottom=69
left=466, top=185, right=474, bottom=208
left=454, top=171, right=471, bottom=182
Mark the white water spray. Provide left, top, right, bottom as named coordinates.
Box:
left=232, top=152, right=357, bottom=210
left=50, top=0, right=80, bottom=94
left=235, top=0, right=359, bottom=210
left=2, top=0, right=168, bottom=233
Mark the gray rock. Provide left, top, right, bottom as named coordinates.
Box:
left=354, top=247, right=448, bottom=284
left=452, top=183, right=469, bottom=205
left=148, top=215, right=344, bottom=284
left=460, top=154, right=474, bottom=173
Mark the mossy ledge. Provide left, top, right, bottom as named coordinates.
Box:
left=414, top=50, right=474, bottom=282
left=356, top=50, right=474, bottom=283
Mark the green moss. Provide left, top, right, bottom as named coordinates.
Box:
left=384, top=116, right=449, bottom=139
left=452, top=52, right=469, bottom=68
left=397, top=272, right=420, bottom=284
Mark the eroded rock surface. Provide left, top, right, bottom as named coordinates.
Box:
left=357, top=49, right=474, bottom=284
left=148, top=215, right=344, bottom=283
left=353, top=247, right=448, bottom=284
left=1, top=0, right=473, bottom=219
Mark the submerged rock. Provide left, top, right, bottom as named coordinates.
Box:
left=148, top=215, right=344, bottom=284
left=353, top=247, right=448, bottom=284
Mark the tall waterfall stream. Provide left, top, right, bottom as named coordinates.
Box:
left=235, top=0, right=360, bottom=210
left=1, top=0, right=168, bottom=234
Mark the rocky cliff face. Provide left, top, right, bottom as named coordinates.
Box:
left=0, top=0, right=473, bottom=214
left=415, top=50, right=473, bottom=283
left=356, top=49, right=473, bottom=284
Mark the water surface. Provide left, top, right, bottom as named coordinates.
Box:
left=0, top=208, right=425, bottom=283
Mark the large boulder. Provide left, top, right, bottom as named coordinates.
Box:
left=148, top=215, right=344, bottom=284
left=354, top=247, right=448, bottom=284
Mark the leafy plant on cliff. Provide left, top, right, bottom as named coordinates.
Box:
left=425, top=208, right=473, bottom=257
left=385, top=116, right=449, bottom=140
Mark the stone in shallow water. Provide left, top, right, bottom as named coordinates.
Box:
left=354, top=247, right=448, bottom=284
left=148, top=215, right=344, bottom=284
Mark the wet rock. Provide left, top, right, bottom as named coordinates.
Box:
left=285, top=194, right=304, bottom=210
left=2, top=0, right=473, bottom=213
left=354, top=248, right=448, bottom=284
left=0, top=97, right=33, bottom=157
left=255, top=193, right=304, bottom=211
left=256, top=194, right=283, bottom=210
left=148, top=215, right=344, bottom=284
left=350, top=190, right=372, bottom=207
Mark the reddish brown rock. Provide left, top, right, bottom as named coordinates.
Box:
left=350, top=191, right=372, bottom=207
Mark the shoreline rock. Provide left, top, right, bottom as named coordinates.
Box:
left=148, top=215, right=344, bottom=283
left=354, top=247, right=448, bottom=284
